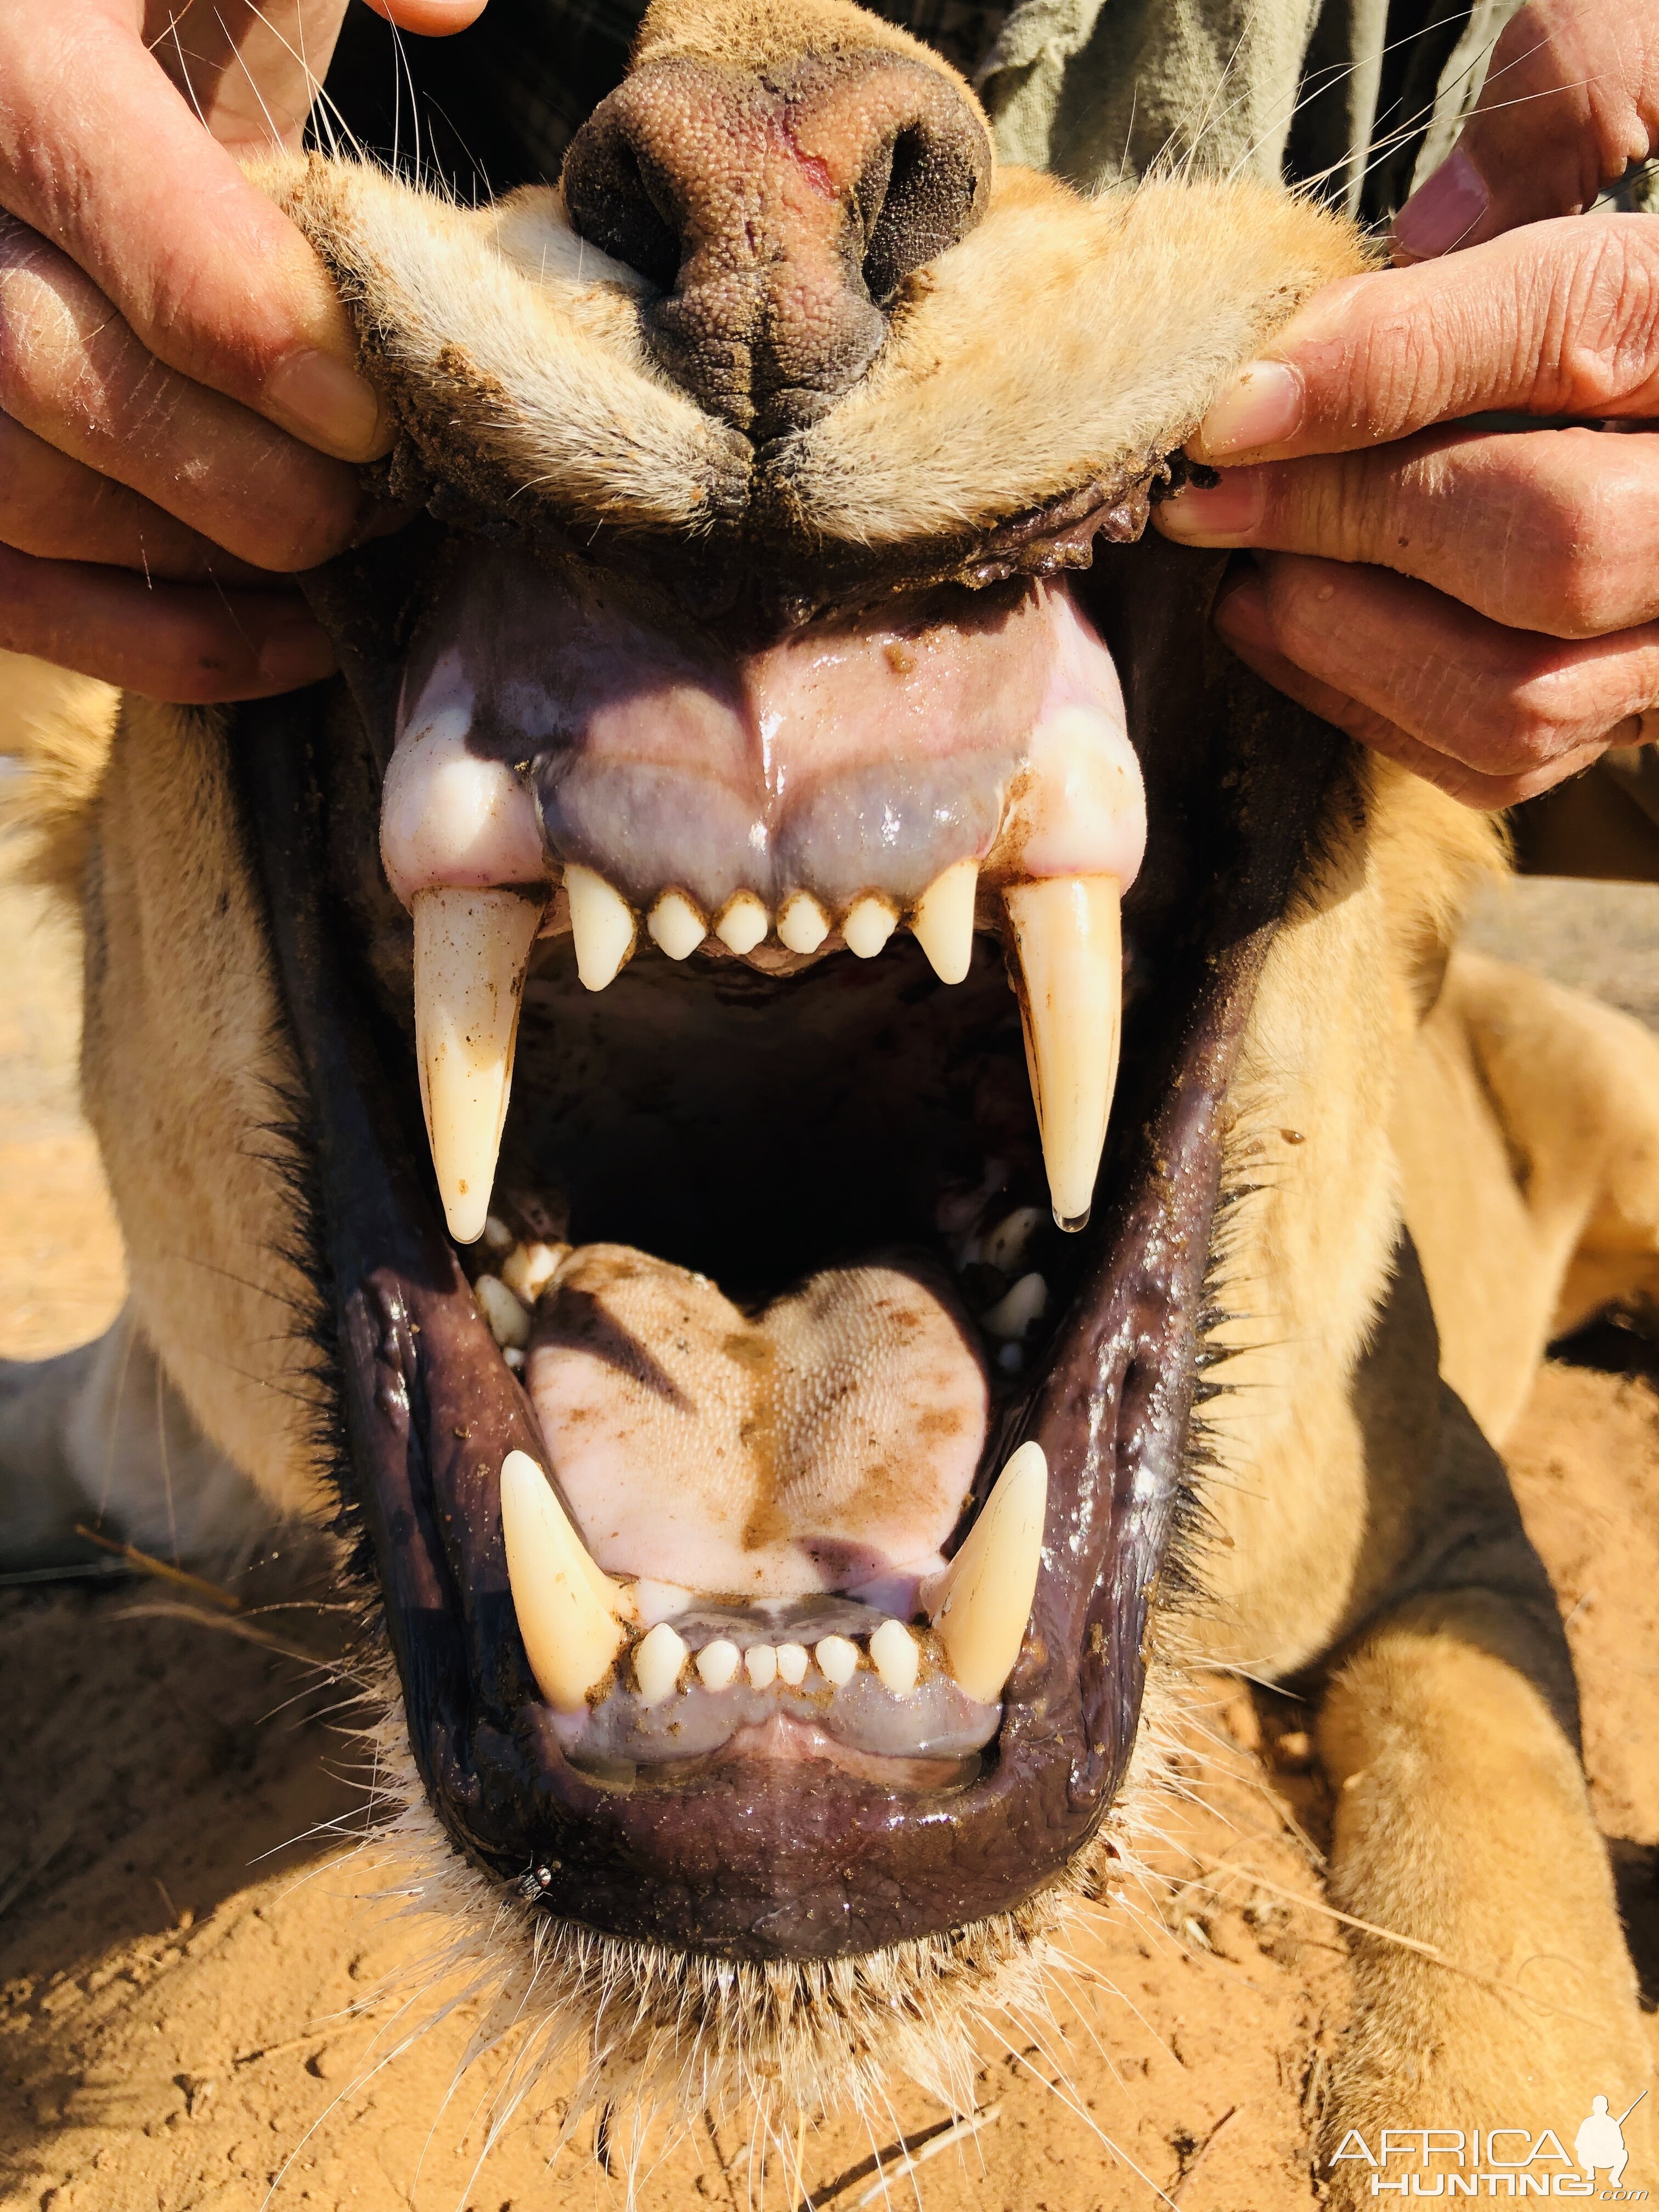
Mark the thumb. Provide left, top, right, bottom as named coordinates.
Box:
left=1391, top=0, right=1659, bottom=261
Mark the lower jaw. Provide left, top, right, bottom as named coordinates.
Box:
left=236, top=543, right=1340, bottom=1959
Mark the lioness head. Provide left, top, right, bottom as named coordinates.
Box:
left=59, top=0, right=1485, bottom=2142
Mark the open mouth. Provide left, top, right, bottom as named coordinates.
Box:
left=239, top=517, right=1338, bottom=1959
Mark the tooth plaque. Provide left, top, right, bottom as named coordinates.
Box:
left=1003, top=875, right=1124, bottom=1232
left=413, top=885, right=546, bottom=1246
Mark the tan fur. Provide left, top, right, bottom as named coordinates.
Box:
left=3, top=0, right=1657, bottom=2184
left=0, top=649, right=118, bottom=906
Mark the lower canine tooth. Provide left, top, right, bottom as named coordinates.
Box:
left=815, top=1634, right=859, bottom=1685
left=777, top=890, right=829, bottom=956
left=911, top=859, right=978, bottom=985
left=775, top=1641, right=810, bottom=1685
left=842, top=895, right=898, bottom=960
left=566, top=865, right=636, bottom=990
left=869, top=1618, right=920, bottom=1695
left=500, top=1451, right=628, bottom=1713
left=647, top=888, right=706, bottom=961
left=715, top=893, right=769, bottom=955
left=925, top=1440, right=1047, bottom=1703
left=1002, top=875, right=1122, bottom=1232
left=634, top=1620, right=689, bottom=1703
left=413, top=887, right=544, bottom=1246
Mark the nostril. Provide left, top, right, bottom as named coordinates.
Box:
left=561, top=116, right=682, bottom=294
left=859, top=106, right=988, bottom=306
left=861, top=124, right=924, bottom=303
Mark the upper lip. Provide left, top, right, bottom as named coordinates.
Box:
left=241, top=530, right=1338, bottom=1958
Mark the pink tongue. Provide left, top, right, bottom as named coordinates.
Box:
left=523, top=1247, right=988, bottom=1597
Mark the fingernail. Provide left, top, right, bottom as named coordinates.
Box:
left=1391, top=146, right=1489, bottom=262
left=257, top=612, right=337, bottom=690
left=1157, top=468, right=1266, bottom=544
left=264, top=348, right=385, bottom=460
left=1212, top=570, right=1272, bottom=651
left=1197, top=363, right=1302, bottom=460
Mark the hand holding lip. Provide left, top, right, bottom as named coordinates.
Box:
left=1154, top=0, right=1659, bottom=811
left=0, top=0, right=484, bottom=702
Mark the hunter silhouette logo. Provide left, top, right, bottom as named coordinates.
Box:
left=1329, top=2093, right=1648, bottom=2197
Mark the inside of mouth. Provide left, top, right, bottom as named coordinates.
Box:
left=383, top=545, right=1148, bottom=1780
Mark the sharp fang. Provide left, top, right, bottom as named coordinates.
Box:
left=911, top=859, right=978, bottom=985
left=413, top=887, right=544, bottom=1246
left=815, top=1634, right=859, bottom=1685
left=1002, top=875, right=1122, bottom=1232
left=715, top=893, right=769, bottom=955
left=647, top=888, right=706, bottom=961
left=776, top=1641, right=810, bottom=1685
left=842, top=895, right=898, bottom=960
left=634, top=1620, right=688, bottom=1704
left=777, top=890, right=829, bottom=956
left=475, top=1272, right=532, bottom=1349
left=925, top=1440, right=1047, bottom=1703
left=868, top=1618, right=919, bottom=1695
left=499, top=1450, right=628, bottom=1714
left=697, top=1638, right=741, bottom=1690
left=980, top=1270, right=1048, bottom=1342
left=566, top=864, right=637, bottom=990
left=744, top=1643, right=777, bottom=1689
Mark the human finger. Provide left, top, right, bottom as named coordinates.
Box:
left=0, top=542, right=336, bottom=701
left=1392, top=0, right=1659, bottom=260
left=1191, top=217, right=1659, bottom=464
left=0, top=218, right=366, bottom=572
left=0, top=413, right=276, bottom=582
left=1214, top=553, right=1659, bottom=791
left=1159, top=424, right=1659, bottom=639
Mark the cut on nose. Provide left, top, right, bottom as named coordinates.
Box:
left=561, top=47, right=993, bottom=437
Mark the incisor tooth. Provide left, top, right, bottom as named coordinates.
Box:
left=715, top=893, right=769, bottom=955
left=566, top=864, right=636, bottom=990
left=697, top=1638, right=741, bottom=1690
left=634, top=1620, right=688, bottom=1704
left=500, top=1449, right=628, bottom=1713
left=648, top=888, right=706, bottom=961
left=744, top=1643, right=777, bottom=1689
left=926, top=1440, right=1047, bottom=1703
left=842, top=895, right=898, bottom=960
left=869, top=1618, right=919, bottom=1695
left=475, top=1272, right=532, bottom=1349
left=777, top=890, right=829, bottom=956
left=911, top=859, right=978, bottom=985
left=413, top=887, right=545, bottom=1247
left=815, top=1634, right=859, bottom=1685
left=1002, top=876, right=1122, bottom=1231
left=776, top=1641, right=809, bottom=1686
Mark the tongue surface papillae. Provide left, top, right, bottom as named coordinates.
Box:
left=526, top=1247, right=987, bottom=1599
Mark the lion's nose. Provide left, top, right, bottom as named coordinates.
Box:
left=561, top=44, right=992, bottom=439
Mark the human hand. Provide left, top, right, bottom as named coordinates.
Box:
left=1154, top=0, right=1659, bottom=808
left=0, top=0, right=484, bottom=702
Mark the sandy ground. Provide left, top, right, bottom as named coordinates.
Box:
left=0, top=867, right=1655, bottom=2212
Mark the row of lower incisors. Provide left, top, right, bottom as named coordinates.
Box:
left=410, top=868, right=1122, bottom=1245
left=499, top=1442, right=1048, bottom=1716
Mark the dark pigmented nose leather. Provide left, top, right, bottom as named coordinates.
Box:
left=562, top=48, right=992, bottom=438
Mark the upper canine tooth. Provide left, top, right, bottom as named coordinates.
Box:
left=925, top=1440, right=1047, bottom=1703
left=647, top=888, right=707, bottom=962
left=413, top=886, right=545, bottom=1246
left=869, top=1618, right=919, bottom=1695
left=910, top=860, right=979, bottom=985
left=634, top=1620, right=689, bottom=1704
left=777, top=890, right=830, bottom=956
left=1002, top=875, right=1123, bottom=1232
left=715, top=893, right=769, bottom=956
left=499, top=1450, right=628, bottom=1713
left=842, top=895, right=898, bottom=960
left=566, top=865, right=636, bottom=990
